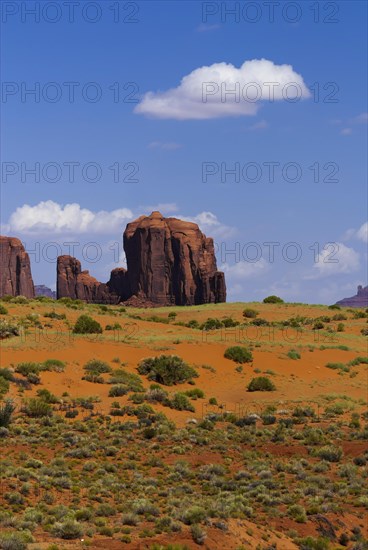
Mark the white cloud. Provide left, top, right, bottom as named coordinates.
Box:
left=249, top=119, right=268, bottom=130
left=148, top=141, right=183, bottom=150
left=134, top=58, right=310, bottom=120
left=140, top=203, right=179, bottom=215
left=306, top=242, right=360, bottom=279
left=8, top=200, right=134, bottom=235
left=340, top=128, right=352, bottom=135
left=356, top=221, right=368, bottom=243
left=182, top=211, right=237, bottom=239
left=352, top=112, right=368, bottom=124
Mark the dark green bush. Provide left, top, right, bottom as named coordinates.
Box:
left=263, top=295, right=284, bottom=304
left=73, top=315, right=102, bottom=334
left=224, top=346, right=253, bottom=364
left=138, top=355, right=198, bottom=385
left=287, top=349, right=301, bottom=360
left=243, top=308, right=258, bottom=318
left=84, top=359, right=112, bottom=374
left=199, top=318, right=223, bottom=331
left=0, top=400, right=15, bottom=428
left=23, top=398, right=52, bottom=418
left=0, top=304, right=8, bottom=315
left=247, top=377, right=276, bottom=392
left=170, top=393, right=195, bottom=412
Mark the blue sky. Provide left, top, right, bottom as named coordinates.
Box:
left=1, top=0, right=367, bottom=303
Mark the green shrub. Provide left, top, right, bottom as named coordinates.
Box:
left=263, top=295, right=284, bottom=304
left=43, top=359, right=66, bottom=372
left=0, top=319, right=19, bottom=339
left=287, top=349, right=301, bottom=360
left=0, top=376, right=10, bottom=396
left=108, top=385, right=128, bottom=397
left=23, top=398, right=52, bottom=418
left=0, top=532, right=28, bottom=550
left=137, top=355, right=198, bottom=385
left=84, top=359, right=112, bottom=374
left=221, top=317, right=239, bottom=327
left=181, top=506, right=207, bottom=525
left=315, top=445, right=343, bottom=462
left=288, top=504, right=307, bottom=523
left=191, top=524, right=207, bottom=545
left=170, top=393, right=195, bottom=412
left=105, top=322, right=122, bottom=330
left=199, top=318, right=223, bottom=331
left=224, top=346, right=253, bottom=364
left=0, top=304, right=8, bottom=315
left=243, top=308, right=258, bottom=318
left=36, top=389, right=59, bottom=404
left=109, top=369, right=143, bottom=392
left=73, top=315, right=102, bottom=334
left=15, top=362, right=43, bottom=376
left=44, top=311, right=66, bottom=320
left=185, top=388, right=204, bottom=399
left=0, top=400, right=15, bottom=428
left=52, top=520, right=83, bottom=539
left=247, top=377, right=276, bottom=392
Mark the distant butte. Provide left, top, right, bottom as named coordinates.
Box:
left=56, top=212, right=226, bottom=306
left=0, top=236, right=35, bottom=298
left=336, top=285, right=368, bottom=308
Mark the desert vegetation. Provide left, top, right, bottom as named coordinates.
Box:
left=0, top=297, right=367, bottom=548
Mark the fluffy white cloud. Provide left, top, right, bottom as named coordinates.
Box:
left=356, top=222, right=368, bottom=243
left=306, top=242, right=360, bottom=279
left=8, top=201, right=134, bottom=235
left=182, top=211, right=236, bottom=239
left=134, top=58, right=310, bottom=120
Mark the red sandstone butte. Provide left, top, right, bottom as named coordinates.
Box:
left=0, top=236, right=35, bottom=298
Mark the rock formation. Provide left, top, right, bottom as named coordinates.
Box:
left=124, top=211, right=226, bottom=305
left=0, top=236, right=35, bottom=298
left=56, top=256, right=121, bottom=304
left=336, top=285, right=368, bottom=308
left=56, top=212, right=226, bottom=306
left=35, top=285, right=56, bottom=299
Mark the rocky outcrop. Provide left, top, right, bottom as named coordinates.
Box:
left=56, top=256, right=122, bottom=304
left=0, top=236, right=35, bottom=298
left=336, top=285, right=368, bottom=308
left=35, top=285, right=56, bottom=299
left=124, top=211, right=226, bottom=305
left=56, top=212, right=226, bottom=306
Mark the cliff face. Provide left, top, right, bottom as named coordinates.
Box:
left=0, top=236, right=35, bottom=298
left=124, top=212, right=226, bottom=305
left=56, top=212, right=226, bottom=306
left=56, top=256, right=121, bottom=304
left=336, top=285, right=368, bottom=308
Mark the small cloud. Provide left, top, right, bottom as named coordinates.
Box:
left=134, top=58, right=310, bottom=120
left=340, top=128, right=352, bottom=135
left=248, top=119, right=268, bottom=131
left=140, top=203, right=179, bottom=215
left=180, top=211, right=236, bottom=240
left=356, top=221, right=368, bottom=243
left=352, top=112, right=368, bottom=124
left=148, top=141, right=183, bottom=150
left=196, top=23, right=221, bottom=32
left=305, top=242, right=360, bottom=279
